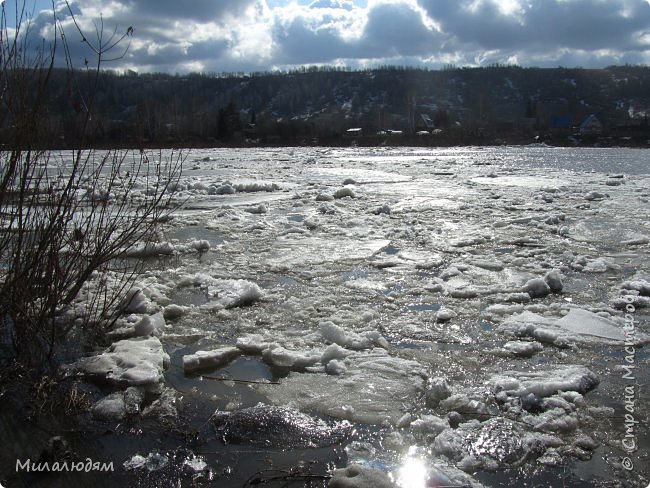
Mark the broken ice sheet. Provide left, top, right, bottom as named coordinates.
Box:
left=501, top=308, right=650, bottom=346
left=65, top=336, right=170, bottom=387
left=267, top=237, right=390, bottom=269
left=256, top=350, right=427, bottom=425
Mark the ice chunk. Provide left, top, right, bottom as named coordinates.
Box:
left=450, top=236, right=487, bottom=247
left=268, top=238, right=389, bottom=268
left=318, top=202, right=340, bottom=214
left=215, top=184, right=235, bottom=195
left=584, top=191, right=607, bottom=201
left=410, top=415, right=448, bottom=437
left=502, top=309, right=647, bottom=345
left=182, top=454, right=209, bottom=474
left=440, top=266, right=461, bottom=279
left=234, top=182, right=279, bottom=193
left=142, top=388, right=178, bottom=419
left=555, top=308, right=626, bottom=341
left=236, top=334, right=273, bottom=354
left=120, top=288, right=156, bottom=314
left=489, top=364, right=598, bottom=398
left=124, top=241, right=175, bottom=258
left=371, top=204, right=391, bottom=215
left=92, top=393, right=126, bottom=420
left=524, top=407, right=578, bottom=433
left=321, top=343, right=352, bottom=363
left=124, top=386, right=145, bottom=416
left=134, top=311, right=166, bottom=337
left=316, top=192, right=334, bottom=202
left=262, top=345, right=321, bottom=369
left=334, top=187, right=356, bottom=199
left=321, top=321, right=373, bottom=350
left=326, top=359, right=348, bottom=375
left=245, top=203, right=268, bottom=214
left=503, top=340, right=544, bottom=357
left=163, top=304, right=189, bottom=320
left=214, top=279, right=262, bottom=309
left=621, top=236, right=650, bottom=246
left=134, top=315, right=155, bottom=336
left=433, top=417, right=528, bottom=469
left=397, top=250, right=443, bottom=269
left=123, top=451, right=169, bottom=471
left=439, top=395, right=489, bottom=416
left=425, top=377, right=451, bottom=406
left=435, top=307, right=456, bottom=322
left=450, top=288, right=479, bottom=299
left=123, top=454, right=147, bottom=470
left=523, top=278, right=550, bottom=298
left=583, top=258, right=616, bottom=273
left=183, top=346, right=241, bottom=373
left=543, top=270, right=563, bottom=293
left=329, top=464, right=396, bottom=488
left=620, top=279, right=650, bottom=296
left=471, top=259, right=504, bottom=271
left=483, top=303, right=525, bottom=317
left=188, top=239, right=210, bottom=252
left=212, top=404, right=352, bottom=448
left=257, top=351, right=427, bottom=425
left=66, top=336, right=170, bottom=387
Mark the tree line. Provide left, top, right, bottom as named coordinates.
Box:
left=2, top=64, right=650, bottom=148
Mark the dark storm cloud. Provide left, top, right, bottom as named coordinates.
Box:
left=357, top=3, right=443, bottom=58
left=523, top=0, right=650, bottom=51
left=417, top=0, right=526, bottom=50
left=418, top=0, right=650, bottom=53
left=122, top=0, right=255, bottom=21
left=272, top=15, right=351, bottom=64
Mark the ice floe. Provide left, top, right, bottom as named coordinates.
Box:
left=212, top=404, right=352, bottom=448
left=182, top=346, right=241, bottom=373
left=489, top=364, right=598, bottom=398
left=257, top=350, right=427, bottom=425
left=502, top=308, right=650, bottom=345
left=65, top=336, right=170, bottom=388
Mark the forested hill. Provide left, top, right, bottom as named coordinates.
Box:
left=6, top=65, right=650, bottom=147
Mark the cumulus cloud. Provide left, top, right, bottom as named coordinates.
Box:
left=16, top=0, right=650, bottom=72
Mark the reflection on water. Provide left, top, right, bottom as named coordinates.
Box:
left=395, top=451, right=428, bottom=488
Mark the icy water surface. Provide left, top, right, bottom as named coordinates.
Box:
left=2, top=146, right=649, bottom=487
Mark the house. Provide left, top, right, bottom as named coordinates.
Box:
left=579, top=114, right=603, bottom=135
left=345, top=127, right=363, bottom=136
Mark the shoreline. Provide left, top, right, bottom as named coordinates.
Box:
left=8, top=136, right=650, bottom=151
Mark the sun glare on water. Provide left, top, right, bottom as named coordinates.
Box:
left=394, top=449, right=428, bottom=488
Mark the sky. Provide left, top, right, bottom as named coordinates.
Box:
left=4, top=0, right=650, bottom=73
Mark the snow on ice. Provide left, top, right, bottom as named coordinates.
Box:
left=65, top=336, right=170, bottom=387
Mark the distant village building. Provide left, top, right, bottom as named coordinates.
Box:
left=345, top=127, right=363, bottom=136
left=579, top=114, right=603, bottom=135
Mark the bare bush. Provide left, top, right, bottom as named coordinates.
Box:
left=0, top=1, right=182, bottom=369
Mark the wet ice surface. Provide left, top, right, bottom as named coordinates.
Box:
left=39, top=146, right=650, bottom=487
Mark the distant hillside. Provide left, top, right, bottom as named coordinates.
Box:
left=3, top=65, right=650, bottom=148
